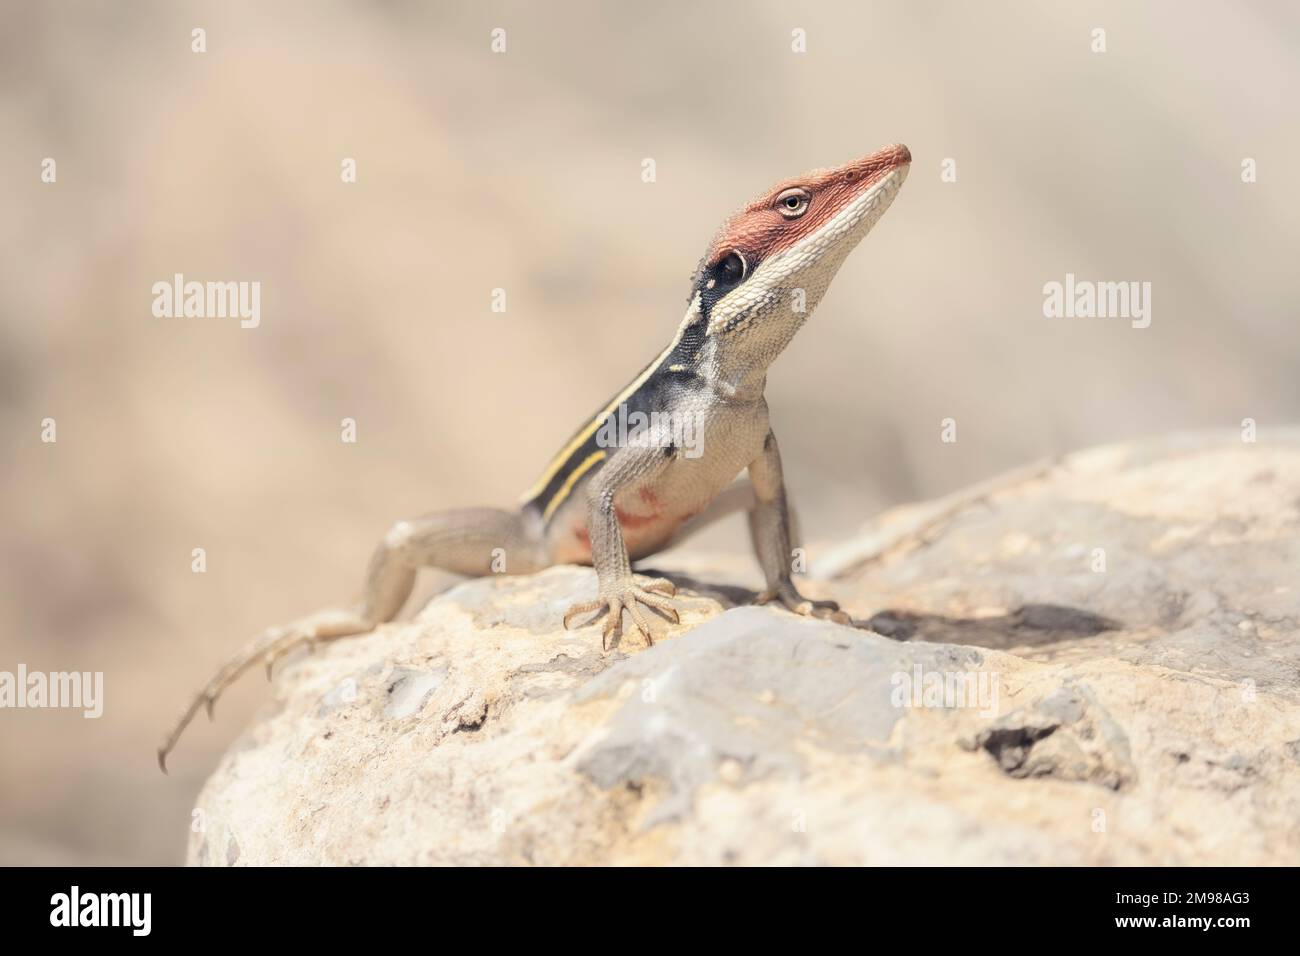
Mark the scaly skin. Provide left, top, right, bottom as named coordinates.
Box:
left=158, top=145, right=911, bottom=771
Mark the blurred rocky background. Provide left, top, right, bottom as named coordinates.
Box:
left=1, top=1, right=1297, bottom=864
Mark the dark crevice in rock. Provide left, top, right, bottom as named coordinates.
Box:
left=867, top=604, right=1120, bottom=649
left=452, top=705, right=487, bottom=733
left=977, top=723, right=1059, bottom=774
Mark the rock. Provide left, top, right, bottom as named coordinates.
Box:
left=189, top=434, right=1300, bottom=865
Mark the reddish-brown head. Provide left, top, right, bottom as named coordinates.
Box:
left=675, top=144, right=910, bottom=379
left=694, top=144, right=911, bottom=288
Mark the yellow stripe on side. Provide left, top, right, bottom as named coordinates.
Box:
left=517, top=347, right=671, bottom=504
left=518, top=299, right=699, bottom=505
left=541, top=450, right=606, bottom=521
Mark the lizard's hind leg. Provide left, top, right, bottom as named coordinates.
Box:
left=156, top=607, right=373, bottom=772
left=360, top=507, right=548, bottom=624
left=158, top=507, right=546, bottom=771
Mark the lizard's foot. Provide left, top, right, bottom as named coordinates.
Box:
left=563, top=576, right=678, bottom=651
left=755, top=583, right=852, bottom=625
left=157, top=607, right=372, bottom=773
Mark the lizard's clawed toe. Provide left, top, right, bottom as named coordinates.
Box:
left=757, top=585, right=851, bottom=624
left=562, top=599, right=605, bottom=630
left=157, top=608, right=373, bottom=773
left=563, top=577, right=683, bottom=651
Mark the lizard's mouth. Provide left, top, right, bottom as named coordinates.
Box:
left=828, top=144, right=912, bottom=206
left=841, top=143, right=911, bottom=206
left=855, top=143, right=911, bottom=177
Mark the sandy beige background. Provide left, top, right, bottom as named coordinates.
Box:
left=1, top=1, right=1297, bottom=864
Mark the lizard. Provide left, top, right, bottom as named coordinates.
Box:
left=158, top=143, right=911, bottom=771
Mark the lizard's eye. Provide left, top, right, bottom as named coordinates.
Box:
left=776, top=188, right=811, bottom=219
left=719, top=251, right=747, bottom=283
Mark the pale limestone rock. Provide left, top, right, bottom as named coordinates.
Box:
left=190, top=434, right=1300, bottom=865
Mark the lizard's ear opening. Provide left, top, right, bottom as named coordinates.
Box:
left=717, top=250, right=747, bottom=285
left=700, top=250, right=748, bottom=292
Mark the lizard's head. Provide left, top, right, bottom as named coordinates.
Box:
left=687, top=144, right=910, bottom=379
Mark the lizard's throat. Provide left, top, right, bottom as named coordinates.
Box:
left=698, top=305, right=806, bottom=401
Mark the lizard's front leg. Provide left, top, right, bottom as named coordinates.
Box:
left=747, top=429, right=849, bottom=622
left=562, top=442, right=680, bottom=650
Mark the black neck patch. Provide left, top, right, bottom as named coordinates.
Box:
left=667, top=313, right=706, bottom=367
left=694, top=255, right=746, bottom=325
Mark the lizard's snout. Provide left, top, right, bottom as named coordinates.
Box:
left=834, top=144, right=911, bottom=191
left=883, top=143, right=911, bottom=166
left=866, top=143, right=911, bottom=172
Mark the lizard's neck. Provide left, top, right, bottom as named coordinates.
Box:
left=663, top=293, right=797, bottom=403
left=694, top=307, right=806, bottom=403
left=696, top=333, right=785, bottom=403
